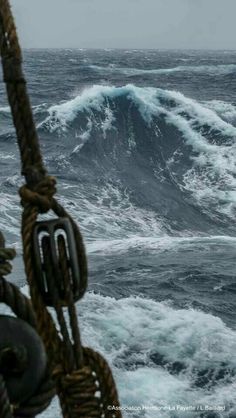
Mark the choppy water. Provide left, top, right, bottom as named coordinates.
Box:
left=1, top=49, right=236, bottom=417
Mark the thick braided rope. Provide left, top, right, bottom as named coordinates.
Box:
left=84, top=348, right=122, bottom=418
left=52, top=348, right=122, bottom=418
left=53, top=366, right=101, bottom=418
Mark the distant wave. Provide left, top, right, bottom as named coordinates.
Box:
left=87, top=235, right=236, bottom=255
left=89, top=63, right=236, bottom=77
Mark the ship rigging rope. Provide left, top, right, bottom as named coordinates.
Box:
left=0, top=1, right=122, bottom=417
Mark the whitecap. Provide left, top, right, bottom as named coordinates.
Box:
left=28, top=291, right=236, bottom=417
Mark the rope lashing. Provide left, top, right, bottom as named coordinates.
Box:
left=0, top=0, right=122, bottom=417
left=19, top=176, right=57, bottom=213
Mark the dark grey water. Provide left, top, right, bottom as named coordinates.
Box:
left=1, top=49, right=236, bottom=418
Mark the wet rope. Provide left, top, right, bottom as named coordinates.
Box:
left=0, top=1, right=122, bottom=417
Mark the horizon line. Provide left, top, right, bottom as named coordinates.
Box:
left=21, top=47, right=236, bottom=52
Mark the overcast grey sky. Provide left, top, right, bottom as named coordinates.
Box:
left=10, top=0, right=236, bottom=49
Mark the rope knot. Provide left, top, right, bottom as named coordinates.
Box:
left=19, top=176, right=57, bottom=213
left=53, top=366, right=101, bottom=417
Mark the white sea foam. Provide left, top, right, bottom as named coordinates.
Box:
left=75, top=117, right=93, bottom=143
left=164, top=103, right=236, bottom=218
left=101, top=104, right=116, bottom=138
left=32, top=291, right=236, bottom=417
left=160, top=89, right=236, bottom=137
left=203, top=100, right=236, bottom=123
left=0, top=106, right=11, bottom=113
left=0, top=193, right=21, bottom=239
left=59, top=182, right=166, bottom=241
left=87, top=235, right=236, bottom=255
left=0, top=152, right=16, bottom=160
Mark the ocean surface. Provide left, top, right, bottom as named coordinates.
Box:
left=1, top=49, right=236, bottom=417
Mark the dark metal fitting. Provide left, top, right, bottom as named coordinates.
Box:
left=33, top=218, right=81, bottom=306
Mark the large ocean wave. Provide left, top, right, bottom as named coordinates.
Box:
left=37, top=84, right=236, bottom=231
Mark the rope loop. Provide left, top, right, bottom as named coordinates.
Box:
left=19, top=176, right=57, bottom=213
